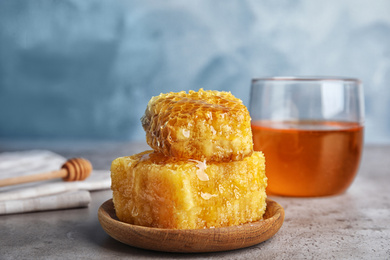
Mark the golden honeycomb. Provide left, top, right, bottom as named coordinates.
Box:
left=111, top=150, right=267, bottom=229
left=141, top=89, right=253, bottom=162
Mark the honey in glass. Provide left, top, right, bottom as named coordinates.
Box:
left=252, top=120, right=364, bottom=197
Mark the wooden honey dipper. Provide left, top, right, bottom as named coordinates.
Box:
left=0, top=158, right=93, bottom=187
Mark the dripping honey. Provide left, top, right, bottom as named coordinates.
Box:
left=252, top=120, right=363, bottom=197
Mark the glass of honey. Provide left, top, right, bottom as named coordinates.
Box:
left=250, top=77, right=364, bottom=197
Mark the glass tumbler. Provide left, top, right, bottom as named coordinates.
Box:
left=249, top=77, right=365, bottom=197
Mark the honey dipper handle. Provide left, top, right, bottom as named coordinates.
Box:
left=0, top=158, right=92, bottom=187
left=0, top=169, right=67, bottom=187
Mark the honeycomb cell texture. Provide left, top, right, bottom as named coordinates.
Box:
left=141, top=89, right=254, bottom=162
left=111, top=150, right=267, bottom=229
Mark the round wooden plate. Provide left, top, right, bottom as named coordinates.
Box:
left=98, top=198, right=284, bottom=253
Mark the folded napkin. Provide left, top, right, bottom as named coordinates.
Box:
left=0, top=150, right=111, bottom=215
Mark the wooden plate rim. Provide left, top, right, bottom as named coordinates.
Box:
left=98, top=198, right=285, bottom=253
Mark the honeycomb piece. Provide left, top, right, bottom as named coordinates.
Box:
left=111, top=150, right=267, bottom=229
left=141, top=89, right=253, bottom=161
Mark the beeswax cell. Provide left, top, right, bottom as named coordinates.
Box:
left=141, top=89, right=254, bottom=161
left=111, top=150, right=267, bottom=229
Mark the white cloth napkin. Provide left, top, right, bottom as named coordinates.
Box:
left=0, top=150, right=111, bottom=215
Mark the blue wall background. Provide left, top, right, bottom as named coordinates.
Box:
left=1, top=0, right=389, bottom=143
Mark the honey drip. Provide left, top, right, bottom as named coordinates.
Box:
left=189, top=159, right=209, bottom=181
left=201, top=192, right=218, bottom=200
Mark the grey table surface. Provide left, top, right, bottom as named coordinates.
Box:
left=0, top=140, right=389, bottom=260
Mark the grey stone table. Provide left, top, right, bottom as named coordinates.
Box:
left=0, top=141, right=389, bottom=260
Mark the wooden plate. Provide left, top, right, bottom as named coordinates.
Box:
left=98, top=198, right=284, bottom=253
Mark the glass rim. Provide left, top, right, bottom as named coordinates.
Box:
left=252, top=76, right=361, bottom=84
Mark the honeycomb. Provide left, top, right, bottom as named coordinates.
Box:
left=141, top=89, right=253, bottom=162
left=111, top=150, right=267, bottom=229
